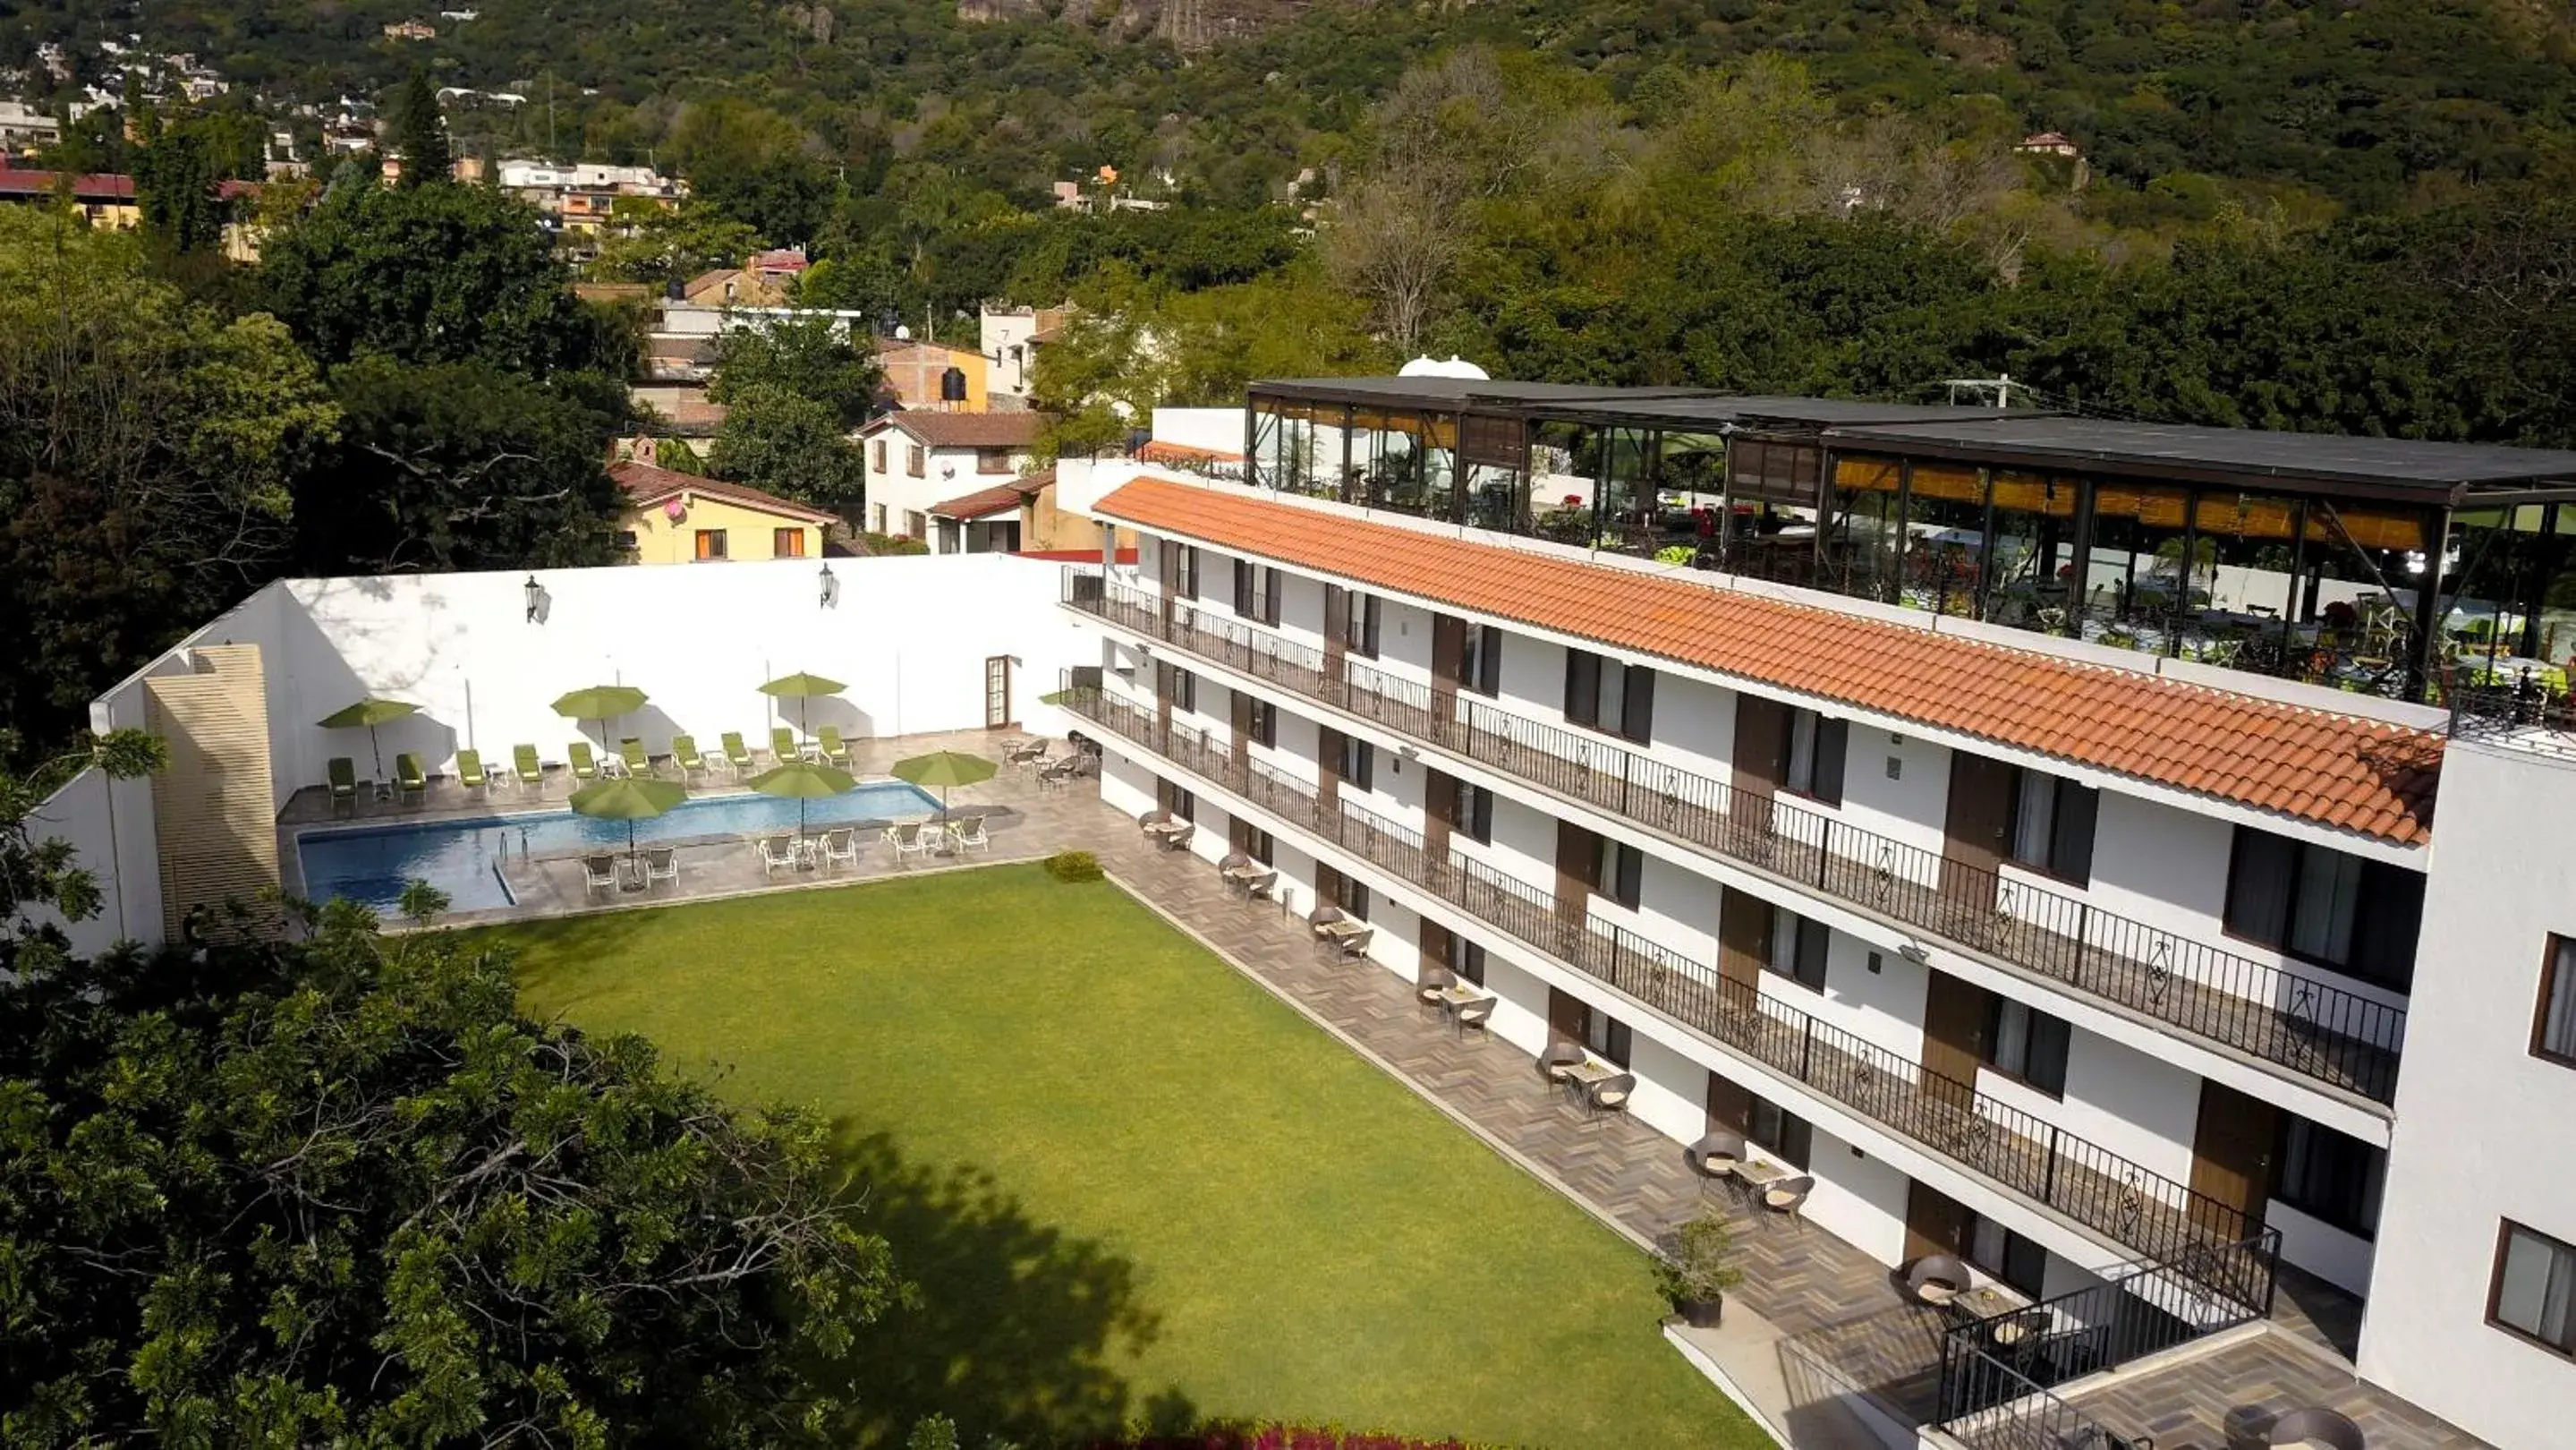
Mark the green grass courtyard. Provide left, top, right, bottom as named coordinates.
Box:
left=497, top=865, right=1756, bottom=1449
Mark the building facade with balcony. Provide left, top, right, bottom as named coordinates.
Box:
left=1055, top=389, right=2576, bottom=1449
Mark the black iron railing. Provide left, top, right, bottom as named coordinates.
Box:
left=1066, top=569, right=2406, bottom=1105
left=1066, top=680, right=2278, bottom=1308
left=1934, top=1349, right=2146, bottom=1450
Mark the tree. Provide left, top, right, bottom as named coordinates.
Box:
left=708, top=318, right=883, bottom=430
left=132, top=117, right=231, bottom=256
left=259, top=183, right=624, bottom=379
left=707, top=385, right=867, bottom=514
left=667, top=99, right=834, bottom=244
left=297, top=357, right=628, bottom=574
left=590, top=200, right=765, bottom=289
left=0, top=729, right=166, bottom=937
left=0, top=899, right=903, bottom=1446
left=387, top=70, right=452, bottom=186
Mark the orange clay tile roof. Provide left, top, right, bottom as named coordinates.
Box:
left=1094, top=478, right=2444, bottom=845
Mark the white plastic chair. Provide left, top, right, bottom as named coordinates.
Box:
left=885, top=821, right=931, bottom=863
left=948, top=815, right=990, bottom=853
left=581, top=855, right=618, bottom=897
left=644, top=847, right=678, bottom=888
left=757, top=837, right=800, bottom=877
left=820, top=828, right=858, bottom=870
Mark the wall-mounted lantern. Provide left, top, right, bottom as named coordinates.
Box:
left=523, top=575, right=547, bottom=624
left=818, top=561, right=837, bottom=610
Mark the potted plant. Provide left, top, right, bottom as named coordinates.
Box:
left=1654, top=1211, right=1743, bottom=1328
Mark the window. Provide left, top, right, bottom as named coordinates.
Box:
left=772, top=526, right=807, bottom=558
left=1175, top=544, right=1201, bottom=600
left=871, top=439, right=887, bottom=473
left=1461, top=622, right=1503, bottom=697
left=1564, top=650, right=1655, bottom=744
left=2009, top=769, right=2098, bottom=885
left=2223, top=827, right=2423, bottom=990
left=1454, top=780, right=1493, bottom=845
left=904, top=510, right=927, bottom=541
left=1342, top=591, right=1382, bottom=658
left=1230, top=560, right=1280, bottom=625
left=977, top=448, right=1011, bottom=474
left=693, top=528, right=728, bottom=560
left=1245, top=826, right=1274, bottom=866
left=1765, top=909, right=1831, bottom=992
left=1165, top=666, right=1196, bottom=714
left=1966, top=1215, right=2048, bottom=1298
left=871, top=504, right=888, bottom=532
left=2272, top=1118, right=2385, bottom=1239
left=614, top=529, right=638, bottom=553
left=1585, top=1010, right=1633, bottom=1068
left=1246, top=697, right=1278, bottom=749
left=1170, top=787, right=1195, bottom=823
left=1985, top=999, right=2072, bottom=1096
left=1748, top=1095, right=1812, bottom=1170
left=1593, top=837, right=1644, bottom=909
left=2536, top=936, right=2576, bottom=1067
left=1784, top=707, right=1847, bottom=804
left=906, top=445, right=925, bottom=477
left=1339, top=735, right=1374, bottom=793
left=1449, top=934, right=1486, bottom=985
left=1334, top=874, right=1370, bottom=920
left=2491, top=1222, right=2576, bottom=1357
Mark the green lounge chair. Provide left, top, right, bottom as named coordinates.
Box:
left=816, top=725, right=852, bottom=767
left=719, top=731, right=755, bottom=775
left=455, top=748, right=489, bottom=795
left=327, top=756, right=357, bottom=812
left=618, top=737, right=651, bottom=777
left=512, top=744, right=543, bottom=791
left=770, top=726, right=801, bottom=763
left=394, top=752, right=427, bottom=803
left=672, top=733, right=707, bottom=780
left=568, top=741, right=600, bottom=780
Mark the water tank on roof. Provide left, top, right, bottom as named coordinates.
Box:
left=939, top=366, right=968, bottom=403
left=1399, top=354, right=1491, bottom=380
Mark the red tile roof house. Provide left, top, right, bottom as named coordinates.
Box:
left=853, top=410, right=1049, bottom=551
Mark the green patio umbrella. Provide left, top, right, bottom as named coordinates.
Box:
left=745, top=760, right=856, bottom=836
left=317, top=696, right=420, bottom=779
left=568, top=775, right=686, bottom=855
left=890, top=749, right=996, bottom=821
left=758, top=671, right=846, bottom=738
left=551, top=684, right=650, bottom=747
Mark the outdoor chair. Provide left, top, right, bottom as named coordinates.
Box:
left=817, top=726, right=853, bottom=768
left=617, top=738, right=651, bottom=778
left=1305, top=903, right=1345, bottom=957
left=885, top=821, right=931, bottom=864
left=1540, top=1041, right=1586, bottom=1098
left=1243, top=867, right=1278, bottom=902
left=719, top=731, right=756, bottom=777
left=1038, top=755, right=1084, bottom=789
left=394, top=752, right=428, bottom=804
left=1687, top=1131, right=1747, bottom=1196
left=1160, top=822, right=1196, bottom=853
left=672, top=734, right=709, bottom=781
left=1761, top=1174, right=1816, bottom=1228
left=327, top=757, right=358, bottom=813
left=643, top=847, right=679, bottom=889
left=1586, top=1071, right=1637, bottom=1117
left=1453, top=994, right=1495, bottom=1043
left=1416, top=965, right=1456, bottom=1020
left=1007, top=740, right=1048, bottom=772
left=568, top=742, right=600, bottom=781
left=771, top=727, right=802, bottom=763
left=581, top=855, right=618, bottom=898
left=1332, top=923, right=1373, bottom=960
left=820, top=828, right=859, bottom=870
left=455, top=749, right=489, bottom=797
left=758, top=836, right=801, bottom=878
left=512, top=745, right=543, bottom=792
left=2266, top=1408, right=2364, bottom=1450
left=948, top=815, right=990, bottom=853
left=1904, top=1254, right=1973, bottom=1308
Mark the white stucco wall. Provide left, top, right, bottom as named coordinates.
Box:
left=2359, top=738, right=2576, bottom=1448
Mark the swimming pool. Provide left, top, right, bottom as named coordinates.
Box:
left=296, top=780, right=945, bottom=913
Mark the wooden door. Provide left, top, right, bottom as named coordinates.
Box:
left=1229, top=689, right=1254, bottom=770
left=1153, top=661, right=1176, bottom=736
left=1156, top=538, right=1182, bottom=628
left=1943, top=752, right=2017, bottom=906
left=1419, top=918, right=1455, bottom=980
left=1732, top=695, right=1788, bottom=832
left=2189, top=1080, right=2278, bottom=1230
left=1716, top=886, right=1771, bottom=997
left=1431, top=612, right=1467, bottom=725
left=1553, top=820, right=1597, bottom=936
left=1322, top=585, right=1350, bottom=674
left=1317, top=724, right=1344, bottom=814
left=1705, top=1070, right=1752, bottom=1136
left=1546, top=985, right=1588, bottom=1045
left=1919, top=969, right=1991, bottom=1099
left=1904, top=1180, right=1973, bottom=1264
left=1422, top=766, right=1456, bottom=863
left=983, top=655, right=1011, bottom=729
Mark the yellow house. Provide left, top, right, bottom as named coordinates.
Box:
left=612, top=458, right=837, bottom=565
left=876, top=337, right=991, bottom=412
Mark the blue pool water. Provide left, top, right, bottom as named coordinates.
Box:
left=296, top=780, right=944, bottom=912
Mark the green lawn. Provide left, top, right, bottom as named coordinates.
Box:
left=497, top=866, right=1755, bottom=1449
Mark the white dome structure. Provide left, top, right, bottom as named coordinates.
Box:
left=1398, top=354, right=1491, bottom=380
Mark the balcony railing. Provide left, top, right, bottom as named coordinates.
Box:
left=1066, top=569, right=2404, bottom=1105
left=1065, top=681, right=2278, bottom=1309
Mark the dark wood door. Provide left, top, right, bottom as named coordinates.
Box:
left=1419, top=918, right=1454, bottom=980
left=1422, top=766, right=1456, bottom=862
left=1431, top=613, right=1467, bottom=725
left=1229, top=689, right=1253, bottom=770
left=1553, top=820, right=1597, bottom=937
left=1322, top=585, right=1350, bottom=674
left=1732, top=695, right=1788, bottom=830
left=1546, top=985, right=1588, bottom=1045
left=1156, top=539, right=1182, bottom=627
left=2189, top=1080, right=2278, bottom=1230
left=1904, top=1179, right=1973, bottom=1264
left=983, top=655, right=1011, bottom=729
left=1716, top=887, right=1770, bottom=998
left=1943, top=752, right=2017, bottom=905
left=1920, top=968, right=1991, bottom=1098
left=1153, top=661, right=1176, bottom=736
left=1317, top=724, right=1344, bottom=813
left=1705, top=1070, right=1752, bottom=1136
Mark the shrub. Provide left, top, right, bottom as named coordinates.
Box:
left=1652, top=1211, right=1743, bottom=1304
left=862, top=530, right=931, bottom=556
left=1046, top=849, right=1104, bottom=883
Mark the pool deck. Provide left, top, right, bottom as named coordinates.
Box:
left=276, top=727, right=1103, bottom=929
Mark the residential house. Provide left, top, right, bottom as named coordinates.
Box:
left=0, top=167, right=139, bottom=228
left=683, top=268, right=793, bottom=308
left=877, top=337, right=990, bottom=413
left=854, top=411, right=1045, bottom=550
left=382, top=20, right=438, bottom=39
left=0, top=102, right=62, bottom=155
left=980, top=303, right=1068, bottom=406
left=611, top=453, right=836, bottom=564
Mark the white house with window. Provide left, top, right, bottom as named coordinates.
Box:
left=854, top=411, right=1046, bottom=552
